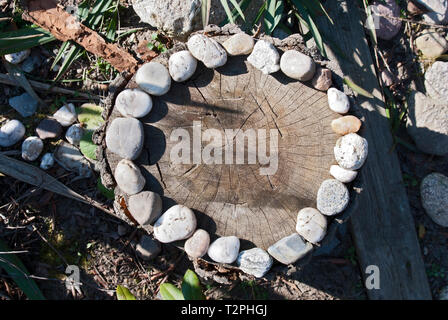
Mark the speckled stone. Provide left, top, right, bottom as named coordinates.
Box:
left=415, top=30, right=448, bottom=58
left=136, top=62, right=171, bottom=96
left=105, top=117, right=144, bottom=160
left=420, top=172, right=448, bottom=227
left=316, top=179, right=349, bottom=216
left=334, top=133, right=368, bottom=170
left=267, top=233, right=313, bottom=265
left=329, top=165, right=358, bottom=183
left=247, top=40, right=280, bottom=74
left=184, top=229, right=210, bottom=259
left=236, top=248, right=273, bottom=278
left=187, top=34, right=227, bottom=69
left=424, top=61, right=448, bottom=101
left=207, top=236, right=240, bottom=264
left=327, top=88, right=350, bottom=114
left=21, top=136, right=43, bottom=161
left=153, top=205, right=197, bottom=243
left=370, top=0, right=402, bottom=40
left=312, top=67, right=332, bottom=91
left=295, top=208, right=327, bottom=244
left=414, top=0, right=448, bottom=24
left=115, top=89, right=153, bottom=118
left=280, top=50, right=316, bottom=81
left=222, top=33, right=255, bottom=56
left=168, top=50, right=198, bottom=82
left=331, top=115, right=362, bottom=135
left=0, top=119, right=25, bottom=147
left=128, top=191, right=162, bottom=226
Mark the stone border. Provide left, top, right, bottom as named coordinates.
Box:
left=97, top=27, right=368, bottom=278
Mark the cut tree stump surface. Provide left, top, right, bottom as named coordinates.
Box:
left=104, top=45, right=340, bottom=251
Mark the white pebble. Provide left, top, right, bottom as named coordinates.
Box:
left=0, top=119, right=25, bottom=147
left=327, top=88, right=350, bottom=114
left=114, top=159, right=145, bottom=195
left=334, top=133, right=368, bottom=170
left=187, top=34, right=227, bottom=69
left=222, top=33, right=254, bottom=56
left=329, top=165, right=358, bottom=183
left=295, top=208, right=327, bottom=244
left=21, top=136, right=44, bottom=161
left=184, top=229, right=210, bottom=259
left=153, top=205, right=197, bottom=243
left=207, top=236, right=240, bottom=264
left=169, top=50, right=198, bottom=82
left=236, top=248, right=273, bottom=278
left=280, top=50, right=316, bottom=81
left=65, top=124, right=84, bottom=146
left=54, top=103, right=77, bottom=127
left=136, top=62, right=171, bottom=96
left=247, top=40, right=280, bottom=74
left=40, top=153, right=54, bottom=170
left=115, top=89, right=153, bottom=118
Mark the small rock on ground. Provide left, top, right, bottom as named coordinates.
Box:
left=247, top=40, right=280, bottom=75
left=280, top=50, right=315, bottom=81
left=424, top=61, right=448, bottom=101
left=8, top=93, right=38, bottom=117
left=21, top=136, right=43, bottom=161
left=54, top=142, right=92, bottom=178
left=267, top=233, right=313, bottom=265
left=327, top=88, right=350, bottom=114
left=36, top=118, right=62, bottom=140
left=168, top=50, right=198, bottom=82
left=331, top=115, right=362, bottom=135
left=414, top=0, right=448, bottom=24
left=53, top=103, right=77, bottom=127
left=136, top=62, right=171, bottom=96
left=295, top=207, right=327, bottom=244
left=370, top=0, right=402, bottom=40
left=40, top=153, right=54, bottom=170
left=114, top=159, right=146, bottom=195
left=116, top=89, right=153, bottom=118
left=127, top=191, right=162, bottom=226
left=65, top=124, right=84, bottom=146
left=4, top=49, right=30, bottom=64
left=415, top=30, right=448, bottom=58
left=0, top=119, right=25, bottom=147
left=316, top=179, right=350, bottom=216
left=334, top=133, right=368, bottom=170
left=153, top=205, right=197, bottom=243
left=329, top=165, right=358, bottom=183
left=105, top=117, right=144, bottom=160
left=222, top=33, right=255, bottom=56
left=420, top=172, right=448, bottom=227
left=136, top=235, right=161, bottom=261
left=187, top=34, right=227, bottom=69
left=207, top=236, right=240, bottom=264
left=312, top=67, right=332, bottom=91
left=236, top=248, right=273, bottom=278
left=184, top=229, right=210, bottom=259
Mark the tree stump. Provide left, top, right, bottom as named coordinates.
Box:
left=100, top=33, right=340, bottom=251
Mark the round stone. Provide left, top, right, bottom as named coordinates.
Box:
left=247, top=40, right=280, bottom=75
left=116, top=88, right=153, bottom=118
left=153, top=205, right=197, bottom=243
left=329, top=165, right=358, bottom=183
left=370, top=0, right=402, bottom=40
left=236, top=247, right=273, bottom=278
left=207, top=236, right=240, bottom=264
left=0, top=119, right=25, bottom=147
left=40, top=153, right=54, bottom=170
left=105, top=117, right=144, bottom=160
left=21, top=136, right=44, bottom=161
left=65, top=124, right=84, bottom=146
left=295, top=208, right=327, bottom=244
left=222, top=33, right=255, bottom=56
left=280, top=50, right=316, bottom=81
left=184, top=229, right=210, bottom=259
left=414, top=0, right=448, bottom=24
left=317, top=179, right=350, bottom=216
left=136, top=235, right=161, bottom=261
left=312, top=67, right=332, bottom=91
left=36, top=118, right=62, bottom=140
left=331, top=115, right=362, bottom=135
left=168, top=50, right=198, bottom=82
left=136, top=62, right=171, bottom=96
left=53, top=103, right=77, bottom=127
left=267, top=233, right=313, bottom=265
left=327, top=88, right=350, bottom=114
left=420, top=173, right=448, bottom=227
left=54, top=142, right=92, bottom=178
left=4, top=49, right=30, bottom=64
left=114, top=159, right=145, bottom=195
left=425, top=61, right=448, bottom=101
left=187, top=34, right=227, bottom=69
left=128, top=191, right=162, bottom=226
left=334, top=133, right=368, bottom=170
left=415, top=30, right=448, bottom=58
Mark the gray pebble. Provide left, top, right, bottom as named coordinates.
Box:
left=54, top=142, right=92, bottom=178
left=334, top=133, right=368, bottom=170
left=36, top=118, right=62, bottom=140
left=187, top=34, right=227, bottom=69
left=237, top=248, right=273, bottom=278
left=115, top=89, right=153, bottom=118
left=247, top=40, right=280, bottom=74
left=280, top=50, right=316, bottom=81
left=65, top=124, right=84, bottom=146
left=0, top=119, right=25, bottom=147
left=114, top=159, right=145, bottom=195
left=136, top=62, right=171, bottom=96
left=53, top=103, right=77, bottom=127
left=222, top=33, right=254, bottom=56
left=21, top=136, right=43, bottom=161
left=267, top=233, right=313, bottom=265
left=207, top=236, right=240, bottom=264
left=154, top=205, right=197, bottom=243
left=184, top=229, right=210, bottom=259
left=4, top=49, right=30, bottom=64
left=8, top=93, right=38, bottom=117
left=128, top=191, right=162, bottom=226
left=317, top=179, right=349, bottom=216
left=421, top=172, right=448, bottom=227
left=105, top=117, right=144, bottom=160
left=40, top=153, right=54, bottom=170
left=295, top=208, right=327, bottom=244
left=168, top=50, right=198, bottom=82
left=136, top=235, right=161, bottom=261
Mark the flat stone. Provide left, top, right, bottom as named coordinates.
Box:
left=406, top=91, right=448, bottom=155
left=280, top=50, right=316, bottom=81
left=370, top=0, right=402, bottom=40
left=317, top=179, right=350, bottom=216
left=132, top=0, right=201, bottom=37
left=53, top=103, right=77, bottom=127
left=184, top=229, right=210, bottom=259
left=36, top=118, right=62, bottom=140
left=415, top=30, right=448, bottom=58
left=65, top=124, right=84, bottom=146
left=21, top=136, right=43, bottom=161
left=187, top=34, right=227, bottom=69
left=153, top=205, right=197, bottom=243
left=267, top=233, right=313, bottom=265
left=331, top=115, right=362, bottom=135
left=312, top=67, right=332, bottom=91
left=207, top=236, right=240, bottom=264
left=334, top=133, right=368, bottom=170
left=105, top=117, right=144, bottom=160
left=168, top=50, right=198, bottom=82
left=414, top=0, right=448, bottom=24
left=4, top=49, right=30, bottom=64
left=329, top=165, right=358, bottom=183
left=425, top=61, right=448, bottom=101
left=136, top=235, right=161, bottom=261
left=21, top=54, right=43, bottom=73
left=128, top=191, right=162, bottom=225
left=114, top=159, right=145, bottom=195
left=40, top=153, right=54, bottom=170
left=237, top=248, right=273, bottom=278
left=421, top=173, right=448, bottom=227
left=8, top=93, right=38, bottom=117
left=54, top=142, right=92, bottom=178
left=327, top=88, right=350, bottom=114
left=295, top=208, right=327, bottom=244
left=116, top=88, right=153, bottom=118
left=0, top=119, right=25, bottom=147
left=222, top=33, right=254, bottom=56
left=136, top=62, right=171, bottom=96
left=247, top=40, right=280, bottom=74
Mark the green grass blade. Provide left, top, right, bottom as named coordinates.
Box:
left=202, top=0, right=211, bottom=27
left=302, top=0, right=334, bottom=25
left=229, top=0, right=246, bottom=21
left=220, top=0, right=235, bottom=24
left=220, top=0, right=252, bottom=26
left=0, top=239, right=45, bottom=300
left=343, top=77, right=374, bottom=98
left=51, top=41, right=70, bottom=71
left=264, top=0, right=283, bottom=35
left=54, top=43, right=83, bottom=82
left=0, top=26, right=55, bottom=55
